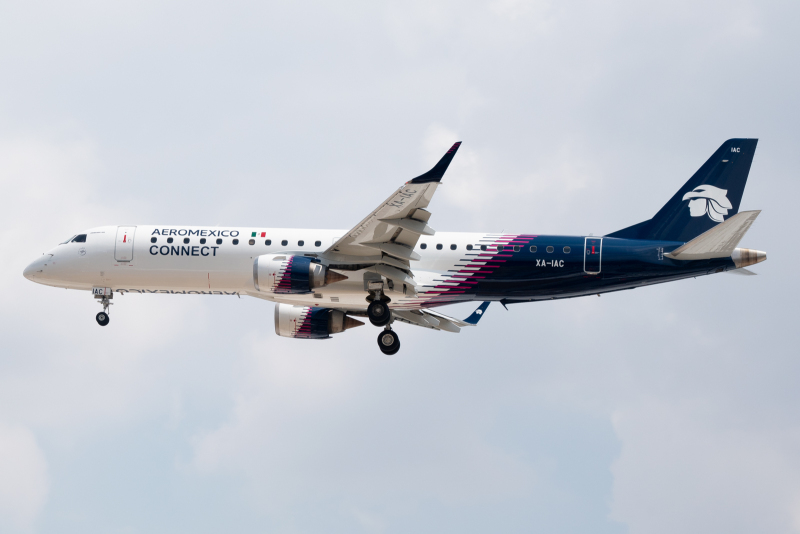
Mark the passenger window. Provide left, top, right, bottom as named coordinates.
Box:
left=183, top=238, right=190, bottom=244
left=150, top=237, right=157, bottom=243
left=563, top=246, right=571, bottom=253
left=281, top=240, right=288, bottom=246
left=167, top=237, right=174, bottom=244
left=298, top=240, right=304, bottom=246
left=546, top=246, right=554, bottom=253
left=200, top=238, right=206, bottom=244
left=497, top=245, right=504, bottom=251
left=450, top=244, right=457, bottom=250
left=216, top=238, right=223, bottom=245
left=420, top=243, right=427, bottom=249
left=436, top=244, right=443, bottom=250
left=467, top=244, right=473, bottom=251
left=513, top=245, right=520, bottom=252
left=530, top=245, right=537, bottom=253
left=315, top=241, right=321, bottom=247
left=72, top=234, right=87, bottom=243
left=265, top=239, right=272, bottom=246
left=248, top=239, right=255, bottom=245
left=481, top=245, right=487, bottom=251
left=233, top=239, right=239, bottom=245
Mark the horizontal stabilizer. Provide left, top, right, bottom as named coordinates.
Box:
left=665, top=210, right=760, bottom=260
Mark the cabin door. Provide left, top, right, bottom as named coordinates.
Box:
left=115, top=226, right=136, bottom=262
left=584, top=237, right=602, bottom=275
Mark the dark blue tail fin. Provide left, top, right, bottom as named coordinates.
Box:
left=607, top=139, right=758, bottom=242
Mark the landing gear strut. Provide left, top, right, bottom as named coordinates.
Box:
left=377, top=327, right=400, bottom=355
left=95, top=292, right=112, bottom=326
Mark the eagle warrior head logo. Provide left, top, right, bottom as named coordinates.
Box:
left=682, top=185, right=732, bottom=223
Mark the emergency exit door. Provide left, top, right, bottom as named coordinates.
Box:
left=584, top=237, right=602, bottom=274
left=115, top=226, right=136, bottom=262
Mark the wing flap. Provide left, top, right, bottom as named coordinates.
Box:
left=378, top=217, right=435, bottom=236
left=361, top=242, right=421, bottom=262
left=371, top=264, right=417, bottom=287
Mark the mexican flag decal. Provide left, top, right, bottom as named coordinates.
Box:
left=251, top=231, right=267, bottom=238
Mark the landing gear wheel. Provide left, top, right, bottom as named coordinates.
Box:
left=96, top=312, right=110, bottom=326
left=368, top=299, right=391, bottom=327
left=377, top=329, right=400, bottom=355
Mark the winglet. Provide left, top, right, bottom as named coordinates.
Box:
left=463, top=301, right=490, bottom=325
left=409, top=142, right=462, bottom=184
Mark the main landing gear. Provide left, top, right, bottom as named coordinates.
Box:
left=367, top=299, right=391, bottom=326
left=377, top=327, right=400, bottom=355
left=95, top=292, right=112, bottom=326
left=367, top=282, right=400, bottom=355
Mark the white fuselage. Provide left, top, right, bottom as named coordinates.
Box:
left=23, top=225, right=484, bottom=310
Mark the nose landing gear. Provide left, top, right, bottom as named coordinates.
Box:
left=93, top=289, right=113, bottom=327
left=96, top=311, right=110, bottom=326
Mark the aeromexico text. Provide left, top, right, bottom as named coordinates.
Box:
left=149, top=229, right=241, bottom=257
left=151, top=228, right=240, bottom=237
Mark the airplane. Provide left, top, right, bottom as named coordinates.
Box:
left=23, top=139, right=766, bottom=355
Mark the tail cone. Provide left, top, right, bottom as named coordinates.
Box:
left=732, top=248, right=767, bottom=268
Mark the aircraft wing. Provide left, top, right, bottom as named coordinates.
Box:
left=323, top=142, right=461, bottom=289
left=393, top=301, right=490, bottom=333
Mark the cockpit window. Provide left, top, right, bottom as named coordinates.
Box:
left=60, top=236, right=77, bottom=245
left=72, top=234, right=87, bottom=243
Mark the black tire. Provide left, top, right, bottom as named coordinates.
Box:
left=368, top=299, right=391, bottom=327
left=96, top=312, right=109, bottom=326
left=377, top=330, right=400, bottom=355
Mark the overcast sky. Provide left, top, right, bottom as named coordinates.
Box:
left=1, top=0, right=798, bottom=532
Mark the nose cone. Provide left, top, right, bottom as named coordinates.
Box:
left=23, top=256, right=47, bottom=282
left=23, top=260, right=37, bottom=281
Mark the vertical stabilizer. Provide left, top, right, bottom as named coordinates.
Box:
left=608, top=139, right=758, bottom=242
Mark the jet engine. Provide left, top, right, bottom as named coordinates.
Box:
left=254, top=254, right=347, bottom=294
left=274, top=303, right=364, bottom=339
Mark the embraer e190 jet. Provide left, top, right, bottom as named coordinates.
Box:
left=23, top=139, right=766, bottom=355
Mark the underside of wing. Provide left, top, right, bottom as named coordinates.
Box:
left=392, top=301, right=490, bottom=333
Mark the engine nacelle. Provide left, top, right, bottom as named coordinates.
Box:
left=254, top=254, right=347, bottom=294
left=274, top=303, right=364, bottom=339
